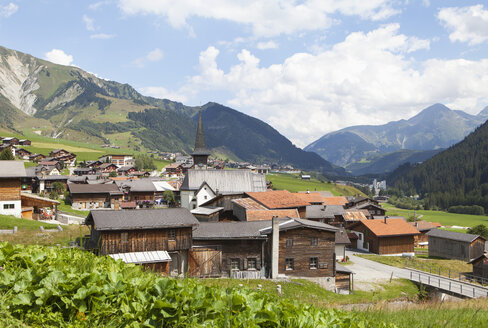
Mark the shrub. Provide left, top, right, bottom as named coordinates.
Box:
left=448, top=205, right=485, bottom=216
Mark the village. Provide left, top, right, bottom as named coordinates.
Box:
left=0, top=113, right=487, bottom=302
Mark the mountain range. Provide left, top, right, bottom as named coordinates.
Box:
left=0, top=45, right=344, bottom=176
left=305, top=104, right=488, bottom=174
left=389, top=118, right=488, bottom=212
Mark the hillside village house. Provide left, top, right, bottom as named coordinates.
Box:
left=15, top=148, right=31, bottom=160
left=68, top=183, right=122, bottom=210
left=18, top=139, right=31, bottom=146
left=244, top=190, right=310, bottom=219
left=85, top=209, right=199, bottom=275
left=0, top=144, right=16, bottom=156
left=408, top=220, right=442, bottom=247
left=232, top=197, right=299, bottom=222
left=0, top=161, right=26, bottom=217
left=427, top=229, right=486, bottom=261
left=164, top=163, right=183, bottom=177
left=49, top=149, right=77, bottom=167
left=98, top=163, right=118, bottom=173
left=99, top=154, right=135, bottom=167
left=468, top=254, right=488, bottom=280
left=335, top=227, right=351, bottom=261
left=2, top=137, right=19, bottom=145
left=349, top=218, right=419, bottom=255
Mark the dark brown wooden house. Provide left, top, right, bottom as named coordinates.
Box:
left=427, top=229, right=486, bottom=261
left=468, top=253, right=488, bottom=279
left=261, top=218, right=338, bottom=279
left=19, top=139, right=31, bottom=146
left=68, top=183, right=122, bottom=210
left=2, top=137, right=19, bottom=145
left=349, top=218, right=419, bottom=255
left=408, top=220, right=442, bottom=246
left=0, top=161, right=25, bottom=218
left=85, top=208, right=199, bottom=275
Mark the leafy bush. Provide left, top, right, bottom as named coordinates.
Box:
left=448, top=205, right=485, bottom=216
left=467, top=224, right=488, bottom=239
left=0, top=243, right=395, bottom=327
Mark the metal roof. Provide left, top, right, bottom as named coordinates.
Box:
left=427, top=228, right=485, bottom=243
left=181, top=169, right=266, bottom=193
left=87, top=208, right=199, bottom=230
left=109, top=251, right=171, bottom=264
left=0, top=161, right=26, bottom=178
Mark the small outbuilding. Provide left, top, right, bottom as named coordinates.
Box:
left=468, top=253, right=488, bottom=279
left=427, top=229, right=486, bottom=261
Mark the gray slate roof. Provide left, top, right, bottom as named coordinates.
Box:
left=87, top=208, right=199, bottom=231
left=427, top=228, right=485, bottom=243
left=335, top=227, right=351, bottom=244
left=306, top=205, right=326, bottom=219
left=181, top=169, right=267, bottom=193
left=191, top=206, right=224, bottom=215
left=260, top=218, right=338, bottom=234
left=38, top=175, right=69, bottom=181
left=116, top=179, right=156, bottom=192
left=0, top=161, right=26, bottom=178
left=69, top=183, right=121, bottom=194
left=324, top=205, right=346, bottom=219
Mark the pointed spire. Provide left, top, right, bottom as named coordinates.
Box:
left=194, top=111, right=207, bottom=151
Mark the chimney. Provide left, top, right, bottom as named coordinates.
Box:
left=271, top=216, right=279, bottom=279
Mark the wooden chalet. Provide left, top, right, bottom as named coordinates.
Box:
left=232, top=197, right=299, bottom=221
left=49, top=149, right=71, bottom=158
left=356, top=203, right=386, bottom=217
left=20, top=192, right=59, bottom=220
left=73, top=167, right=96, bottom=176
left=68, top=183, right=122, bottom=210
left=85, top=209, right=199, bottom=275
left=15, top=148, right=31, bottom=160
left=468, top=254, right=488, bottom=279
left=345, top=196, right=379, bottom=208
left=117, top=166, right=136, bottom=176
left=18, top=139, right=31, bottom=146
left=408, top=220, right=442, bottom=247
left=37, top=175, right=68, bottom=195
left=164, top=163, right=183, bottom=177
left=0, top=161, right=26, bottom=217
left=2, top=137, right=19, bottom=145
left=244, top=190, right=309, bottom=219
left=427, top=229, right=486, bottom=261
left=29, top=153, right=46, bottom=162
left=98, top=163, right=118, bottom=173
left=349, top=218, right=419, bottom=255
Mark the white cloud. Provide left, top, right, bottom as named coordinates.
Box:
left=89, top=1, right=113, bottom=10
left=118, top=0, right=399, bottom=37
left=146, top=48, right=164, bottom=61
left=438, top=5, right=488, bottom=45
left=133, top=48, right=164, bottom=67
left=158, top=24, right=488, bottom=147
left=90, top=33, right=116, bottom=39
left=139, top=86, right=188, bottom=103
left=45, top=49, right=74, bottom=66
left=83, top=14, right=95, bottom=31
left=0, top=2, right=18, bottom=18
left=256, top=40, right=278, bottom=50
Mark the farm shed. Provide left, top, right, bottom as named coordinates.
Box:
left=427, top=229, right=486, bottom=261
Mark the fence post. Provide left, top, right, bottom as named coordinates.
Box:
left=428, top=276, right=430, bottom=285
left=449, top=281, right=451, bottom=291
left=439, top=278, right=440, bottom=288
left=410, top=271, right=412, bottom=280
left=449, top=270, right=450, bottom=279
left=461, top=284, right=463, bottom=294
left=438, top=268, right=440, bottom=276
left=473, top=288, right=475, bottom=298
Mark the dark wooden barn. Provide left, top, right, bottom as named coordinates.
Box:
left=427, top=229, right=486, bottom=261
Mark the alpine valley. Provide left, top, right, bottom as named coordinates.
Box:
left=0, top=45, right=344, bottom=176
left=305, top=103, right=488, bottom=175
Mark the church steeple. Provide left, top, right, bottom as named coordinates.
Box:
left=191, top=111, right=210, bottom=169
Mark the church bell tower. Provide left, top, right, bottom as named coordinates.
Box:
left=190, top=111, right=210, bottom=169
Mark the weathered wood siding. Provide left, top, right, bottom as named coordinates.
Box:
left=188, top=247, right=222, bottom=277
left=428, top=236, right=472, bottom=261
left=378, top=236, right=414, bottom=255
left=472, top=258, right=488, bottom=279
left=470, top=238, right=485, bottom=260
left=278, top=228, right=335, bottom=277
left=335, top=272, right=351, bottom=291
left=100, top=227, right=192, bottom=255
left=193, top=239, right=264, bottom=275
left=0, top=179, right=21, bottom=200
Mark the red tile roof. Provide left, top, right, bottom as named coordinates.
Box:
left=408, top=220, right=442, bottom=231
left=246, top=209, right=299, bottom=221
left=294, top=192, right=324, bottom=204
left=323, top=197, right=348, bottom=206
left=355, top=218, right=420, bottom=237
left=232, top=198, right=267, bottom=210
left=245, top=190, right=310, bottom=209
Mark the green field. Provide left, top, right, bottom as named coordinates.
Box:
left=267, top=173, right=363, bottom=196
left=383, top=203, right=488, bottom=228
left=0, top=214, right=57, bottom=231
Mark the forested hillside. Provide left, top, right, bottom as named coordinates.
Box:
left=389, top=120, right=488, bottom=212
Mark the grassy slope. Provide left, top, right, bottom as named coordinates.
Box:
left=357, top=254, right=472, bottom=277
left=0, top=214, right=57, bottom=230
left=202, top=278, right=419, bottom=307
left=267, top=173, right=363, bottom=196
left=383, top=203, right=488, bottom=228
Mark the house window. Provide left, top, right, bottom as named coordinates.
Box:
left=247, top=258, right=257, bottom=270
left=120, top=232, right=128, bottom=243
left=168, top=229, right=176, bottom=240
left=204, top=196, right=207, bottom=200
left=231, top=258, right=240, bottom=270
left=286, top=238, right=293, bottom=248
left=3, top=204, right=14, bottom=209
left=358, top=233, right=362, bottom=240
left=285, top=258, right=294, bottom=270
left=311, top=237, right=318, bottom=246
left=310, top=257, right=318, bottom=269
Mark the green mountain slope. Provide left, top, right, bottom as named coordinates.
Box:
left=389, top=120, right=488, bottom=212
left=346, top=149, right=444, bottom=175
left=305, top=104, right=487, bottom=169
left=0, top=45, right=342, bottom=174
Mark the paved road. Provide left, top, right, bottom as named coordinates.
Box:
left=345, top=250, right=488, bottom=298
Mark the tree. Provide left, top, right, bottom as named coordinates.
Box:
left=51, top=182, right=65, bottom=195
left=0, top=148, right=14, bottom=160
left=467, top=224, right=488, bottom=239
left=49, top=190, right=59, bottom=200
left=109, top=171, right=117, bottom=177
left=163, top=190, right=176, bottom=207
left=59, top=160, right=65, bottom=170
left=135, top=154, right=156, bottom=171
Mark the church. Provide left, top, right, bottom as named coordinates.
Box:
left=180, top=112, right=267, bottom=211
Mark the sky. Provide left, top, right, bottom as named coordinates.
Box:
left=1, top=0, right=488, bottom=147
